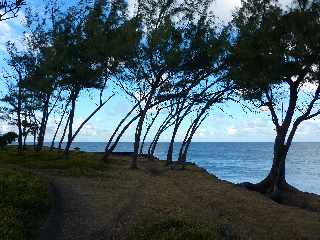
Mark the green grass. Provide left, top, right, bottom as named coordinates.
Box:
left=0, top=147, right=108, bottom=176
left=0, top=168, right=50, bottom=240
left=129, top=218, right=221, bottom=240
left=1, top=148, right=320, bottom=239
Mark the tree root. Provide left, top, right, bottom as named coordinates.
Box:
left=238, top=180, right=299, bottom=204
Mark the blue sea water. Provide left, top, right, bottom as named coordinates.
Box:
left=56, top=142, right=320, bottom=194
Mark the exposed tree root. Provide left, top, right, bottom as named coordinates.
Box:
left=238, top=180, right=320, bottom=212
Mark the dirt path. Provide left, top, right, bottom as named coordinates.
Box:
left=39, top=177, right=112, bottom=240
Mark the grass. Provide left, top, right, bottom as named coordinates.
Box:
left=1, top=147, right=320, bottom=239
left=0, top=168, right=50, bottom=240
left=0, top=147, right=108, bottom=176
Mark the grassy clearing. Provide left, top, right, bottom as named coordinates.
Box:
left=0, top=168, right=50, bottom=240
left=1, top=148, right=320, bottom=239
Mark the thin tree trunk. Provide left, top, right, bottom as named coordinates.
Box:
left=17, top=87, right=23, bottom=152
left=131, top=111, right=147, bottom=169
left=104, top=114, right=140, bottom=157
left=59, top=114, right=70, bottom=150
left=33, top=131, right=37, bottom=150
left=179, top=114, right=207, bottom=164
left=64, top=92, right=77, bottom=155
left=140, top=109, right=160, bottom=154
left=105, top=103, right=139, bottom=152
left=68, top=97, right=112, bottom=147
left=37, top=93, right=51, bottom=151
left=50, top=100, right=70, bottom=150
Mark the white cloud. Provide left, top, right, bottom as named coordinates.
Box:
left=227, top=127, right=237, bottom=136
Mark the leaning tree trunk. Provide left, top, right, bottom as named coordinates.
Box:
left=64, top=92, right=78, bottom=155
left=179, top=115, right=206, bottom=164
left=131, top=111, right=147, bottom=169
left=166, top=122, right=180, bottom=165
left=242, top=134, right=289, bottom=199
left=104, top=114, right=140, bottom=158
left=66, top=97, right=111, bottom=153
left=37, top=94, right=50, bottom=151
left=140, top=110, right=160, bottom=154
left=105, top=103, right=139, bottom=152
left=58, top=113, right=70, bottom=150
left=166, top=108, right=191, bottom=165
left=149, top=118, right=174, bottom=157
left=50, top=100, right=70, bottom=150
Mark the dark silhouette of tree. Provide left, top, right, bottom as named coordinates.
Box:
left=0, top=132, right=18, bottom=148
left=0, top=0, right=25, bottom=21
left=231, top=0, right=320, bottom=198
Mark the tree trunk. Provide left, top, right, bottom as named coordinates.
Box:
left=58, top=114, right=70, bottom=150
left=17, top=87, right=23, bottom=152
left=140, top=110, right=160, bottom=154
left=131, top=112, right=146, bottom=169
left=105, top=103, right=139, bottom=152
left=104, top=114, right=140, bottom=158
left=37, top=94, right=51, bottom=151
left=242, top=135, right=289, bottom=199
left=50, top=101, right=70, bottom=150
left=64, top=93, right=77, bottom=155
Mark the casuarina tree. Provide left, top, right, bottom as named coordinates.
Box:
left=231, top=0, right=320, bottom=198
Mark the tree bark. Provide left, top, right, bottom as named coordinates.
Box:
left=104, top=114, right=140, bottom=157
left=17, top=87, right=23, bottom=152
left=242, top=134, right=289, bottom=199
left=67, top=97, right=111, bottom=149
left=50, top=100, right=70, bottom=150
left=140, top=109, right=160, bottom=154
left=58, top=113, right=70, bottom=150
left=37, top=93, right=51, bottom=151
left=105, top=103, right=139, bottom=152
left=64, top=91, right=78, bottom=155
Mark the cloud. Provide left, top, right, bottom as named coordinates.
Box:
left=227, top=127, right=237, bottom=136
left=0, top=11, right=26, bottom=54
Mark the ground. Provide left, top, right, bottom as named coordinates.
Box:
left=1, top=148, right=320, bottom=239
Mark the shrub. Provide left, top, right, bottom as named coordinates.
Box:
left=0, top=132, right=18, bottom=148
left=0, top=169, right=50, bottom=240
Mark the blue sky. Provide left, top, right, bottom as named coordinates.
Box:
left=2, top=0, right=320, bottom=143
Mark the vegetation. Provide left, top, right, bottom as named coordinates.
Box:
left=0, top=0, right=25, bottom=21
left=0, top=168, right=50, bottom=240
left=0, top=132, right=18, bottom=148
left=1, top=149, right=320, bottom=239
left=230, top=0, right=320, bottom=198
left=1, top=0, right=320, bottom=238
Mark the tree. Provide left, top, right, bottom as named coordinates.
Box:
left=0, top=42, right=32, bottom=151
left=53, top=0, right=131, bottom=154
left=231, top=0, right=320, bottom=198
left=0, top=132, right=18, bottom=148
left=0, top=0, right=25, bottom=21
left=117, top=0, right=219, bottom=169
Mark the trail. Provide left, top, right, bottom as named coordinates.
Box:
left=39, top=177, right=111, bottom=240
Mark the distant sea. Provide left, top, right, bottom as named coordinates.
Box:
left=52, top=142, right=320, bottom=194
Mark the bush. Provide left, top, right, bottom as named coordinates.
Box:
left=0, top=169, right=50, bottom=240
left=0, top=132, right=18, bottom=148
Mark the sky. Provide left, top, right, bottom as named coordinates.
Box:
left=1, top=0, right=320, bottom=143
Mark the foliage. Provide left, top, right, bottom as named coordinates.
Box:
left=0, top=132, right=18, bottom=148
left=0, top=168, right=50, bottom=240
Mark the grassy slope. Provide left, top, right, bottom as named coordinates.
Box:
left=0, top=168, right=50, bottom=240
left=1, top=148, right=320, bottom=239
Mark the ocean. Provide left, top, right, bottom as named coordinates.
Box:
left=55, top=142, right=320, bottom=194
